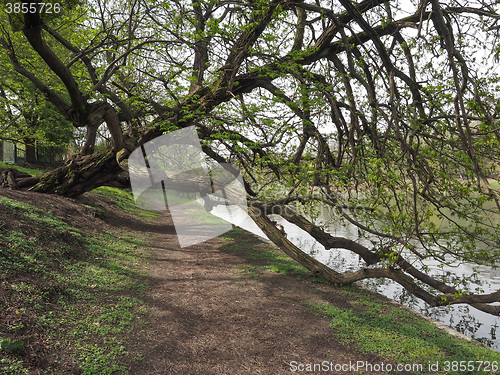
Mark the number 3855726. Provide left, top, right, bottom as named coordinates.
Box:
left=5, top=3, right=61, bottom=14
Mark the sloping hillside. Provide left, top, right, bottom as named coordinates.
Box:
left=0, top=186, right=156, bottom=374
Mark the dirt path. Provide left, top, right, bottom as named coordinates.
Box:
left=126, top=211, right=411, bottom=375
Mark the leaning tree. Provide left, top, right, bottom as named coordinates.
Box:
left=2, top=0, right=500, bottom=315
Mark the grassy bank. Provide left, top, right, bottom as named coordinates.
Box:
left=0, top=186, right=155, bottom=374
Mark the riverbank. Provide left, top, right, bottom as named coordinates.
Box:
left=1, top=183, right=499, bottom=374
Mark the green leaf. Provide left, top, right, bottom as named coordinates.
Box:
left=0, top=338, right=23, bottom=353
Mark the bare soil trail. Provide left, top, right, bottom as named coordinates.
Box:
left=125, top=210, right=412, bottom=375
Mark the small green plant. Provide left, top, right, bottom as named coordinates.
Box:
left=0, top=358, right=29, bottom=374
left=236, top=264, right=260, bottom=278
left=133, top=354, right=145, bottom=361
left=0, top=338, right=23, bottom=353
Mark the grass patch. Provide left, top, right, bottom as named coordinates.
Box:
left=236, top=264, right=260, bottom=279
left=92, top=186, right=160, bottom=219
left=221, top=227, right=329, bottom=284
left=308, top=287, right=500, bottom=375
left=0, top=161, right=45, bottom=176
left=0, top=189, right=151, bottom=374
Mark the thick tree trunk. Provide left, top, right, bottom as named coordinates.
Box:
left=24, top=138, right=36, bottom=163
left=3, top=148, right=123, bottom=197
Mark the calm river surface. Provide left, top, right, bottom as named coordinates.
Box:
left=212, top=205, right=500, bottom=350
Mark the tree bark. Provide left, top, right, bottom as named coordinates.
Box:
left=10, top=149, right=123, bottom=197
left=24, top=138, right=36, bottom=164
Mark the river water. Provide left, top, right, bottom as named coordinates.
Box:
left=211, top=205, right=500, bottom=350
